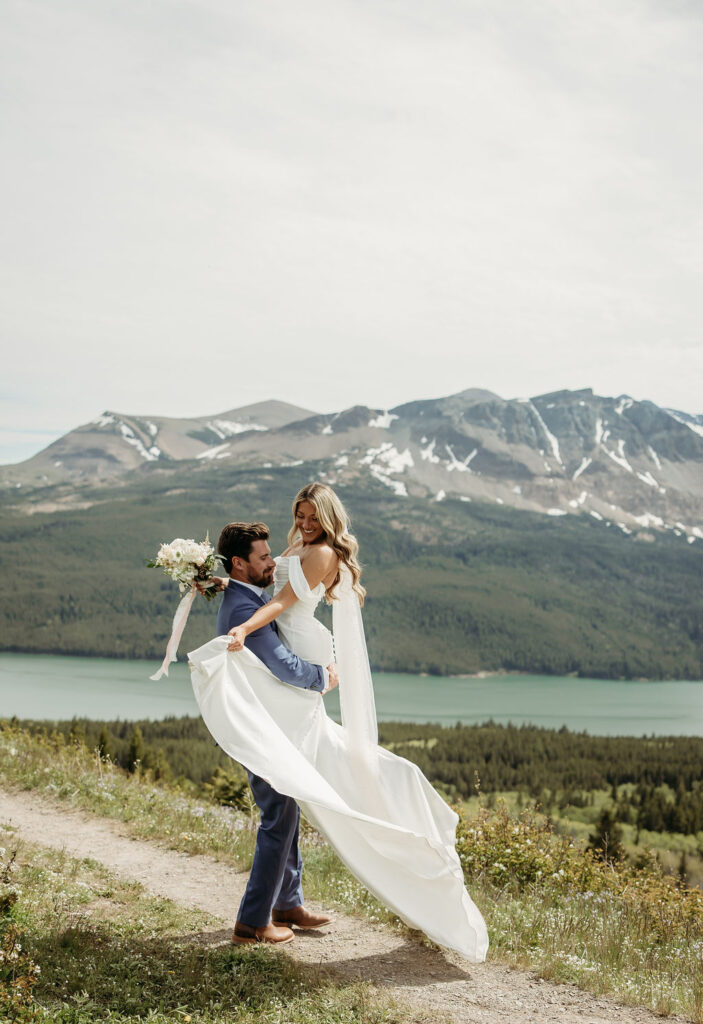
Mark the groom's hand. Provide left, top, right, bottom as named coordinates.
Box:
left=322, top=662, right=339, bottom=695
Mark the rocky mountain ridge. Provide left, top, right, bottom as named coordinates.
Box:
left=2, top=388, right=702, bottom=542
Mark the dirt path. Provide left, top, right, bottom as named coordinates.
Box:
left=0, top=787, right=690, bottom=1024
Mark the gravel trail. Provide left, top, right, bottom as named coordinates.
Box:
left=0, top=787, right=691, bottom=1024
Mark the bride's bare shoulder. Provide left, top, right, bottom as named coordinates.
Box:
left=300, top=543, right=338, bottom=587
left=302, top=542, right=337, bottom=567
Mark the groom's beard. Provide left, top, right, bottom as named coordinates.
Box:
left=248, top=568, right=274, bottom=588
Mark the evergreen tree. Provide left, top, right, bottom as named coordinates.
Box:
left=97, top=726, right=112, bottom=761
left=587, top=808, right=625, bottom=863
left=127, top=727, right=145, bottom=773
left=677, top=851, right=689, bottom=889
left=202, top=765, right=249, bottom=810
left=68, top=718, right=85, bottom=746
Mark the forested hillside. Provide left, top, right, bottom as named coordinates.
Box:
left=1, top=464, right=702, bottom=678
left=16, top=715, right=703, bottom=841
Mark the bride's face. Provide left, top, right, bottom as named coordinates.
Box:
left=295, top=500, right=324, bottom=544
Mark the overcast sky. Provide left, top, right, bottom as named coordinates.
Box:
left=2, top=0, right=702, bottom=463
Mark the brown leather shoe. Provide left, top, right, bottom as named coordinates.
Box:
left=232, top=921, right=294, bottom=945
left=272, top=905, right=333, bottom=930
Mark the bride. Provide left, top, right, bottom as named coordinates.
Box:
left=188, top=481, right=489, bottom=962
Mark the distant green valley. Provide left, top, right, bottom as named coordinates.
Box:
left=0, top=464, right=701, bottom=679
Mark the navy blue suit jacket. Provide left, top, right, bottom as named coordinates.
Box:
left=216, top=580, right=325, bottom=692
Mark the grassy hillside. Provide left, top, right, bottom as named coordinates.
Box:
left=18, top=715, right=703, bottom=888
left=0, top=463, right=702, bottom=677
left=1, top=842, right=413, bottom=1024
left=2, top=721, right=703, bottom=1022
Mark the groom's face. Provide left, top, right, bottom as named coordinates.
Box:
left=241, top=539, right=276, bottom=588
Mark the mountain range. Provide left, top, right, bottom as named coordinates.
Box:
left=3, top=388, right=702, bottom=543
left=1, top=386, right=701, bottom=680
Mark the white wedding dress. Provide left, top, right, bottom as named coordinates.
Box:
left=188, top=556, right=489, bottom=962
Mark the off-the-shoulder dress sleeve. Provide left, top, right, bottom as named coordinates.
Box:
left=287, top=555, right=319, bottom=601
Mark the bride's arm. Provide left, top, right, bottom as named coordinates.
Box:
left=227, top=583, right=297, bottom=649
left=227, top=547, right=337, bottom=651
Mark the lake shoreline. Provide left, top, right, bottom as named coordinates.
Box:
left=2, top=645, right=701, bottom=684
left=1, top=651, right=702, bottom=735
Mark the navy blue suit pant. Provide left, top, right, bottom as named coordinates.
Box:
left=238, top=771, right=304, bottom=927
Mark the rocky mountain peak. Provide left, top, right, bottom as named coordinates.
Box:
left=2, top=388, right=701, bottom=543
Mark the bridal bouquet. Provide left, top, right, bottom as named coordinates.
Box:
left=147, top=536, right=222, bottom=680
left=147, top=537, right=221, bottom=598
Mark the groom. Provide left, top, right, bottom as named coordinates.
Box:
left=215, top=521, right=337, bottom=946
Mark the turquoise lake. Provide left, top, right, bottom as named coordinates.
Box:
left=1, top=652, right=702, bottom=735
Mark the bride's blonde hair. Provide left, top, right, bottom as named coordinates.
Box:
left=288, top=481, right=366, bottom=605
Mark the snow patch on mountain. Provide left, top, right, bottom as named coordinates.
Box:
left=119, top=423, right=158, bottom=461
left=420, top=440, right=441, bottom=464
left=604, top=440, right=633, bottom=474
left=572, top=457, right=592, bottom=481
left=615, top=396, right=633, bottom=416
left=361, top=443, right=414, bottom=474
left=368, top=412, right=399, bottom=429
left=381, top=477, right=408, bottom=497
left=666, top=409, right=703, bottom=438
left=445, top=444, right=477, bottom=473
left=93, top=414, right=116, bottom=428
left=528, top=401, right=563, bottom=466
left=647, top=446, right=662, bottom=470
left=197, top=443, right=230, bottom=461
left=360, top=443, right=413, bottom=497
left=569, top=491, right=588, bottom=508
left=207, top=420, right=268, bottom=439
left=633, top=512, right=664, bottom=528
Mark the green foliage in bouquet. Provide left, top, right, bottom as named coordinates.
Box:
left=146, top=534, right=222, bottom=601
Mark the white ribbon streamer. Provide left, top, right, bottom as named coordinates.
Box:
left=333, top=567, right=379, bottom=772
left=150, top=584, right=197, bottom=680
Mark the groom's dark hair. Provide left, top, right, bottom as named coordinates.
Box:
left=218, top=522, right=270, bottom=573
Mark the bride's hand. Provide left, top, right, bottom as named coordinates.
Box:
left=196, top=576, right=228, bottom=595
left=322, top=663, right=339, bottom=695
left=227, top=626, right=247, bottom=652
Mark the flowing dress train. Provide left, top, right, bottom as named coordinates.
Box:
left=188, top=555, right=488, bottom=962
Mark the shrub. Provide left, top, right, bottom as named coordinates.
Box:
left=0, top=850, right=40, bottom=1021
